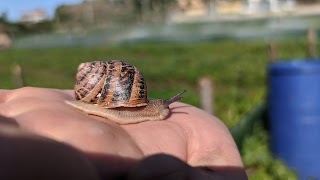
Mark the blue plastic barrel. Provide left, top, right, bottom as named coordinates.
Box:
left=268, top=60, right=320, bottom=179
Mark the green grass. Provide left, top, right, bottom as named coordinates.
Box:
left=0, top=39, right=309, bottom=179
left=1, top=40, right=308, bottom=127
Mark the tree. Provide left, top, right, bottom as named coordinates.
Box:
left=0, top=11, right=8, bottom=23
left=132, top=0, right=177, bottom=22
left=133, top=0, right=143, bottom=21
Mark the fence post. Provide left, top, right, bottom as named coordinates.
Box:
left=268, top=42, right=277, bottom=63
left=307, top=28, right=317, bottom=59
left=12, top=64, right=24, bottom=88
left=198, top=76, right=214, bottom=114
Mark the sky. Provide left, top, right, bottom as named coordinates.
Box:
left=0, top=0, right=83, bottom=22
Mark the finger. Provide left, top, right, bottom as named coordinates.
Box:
left=0, top=96, right=58, bottom=117
left=0, top=87, right=72, bottom=117
left=128, top=154, right=189, bottom=180
left=128, top=154, right=247, bottom=180
left=0, top=126, right=100, bottom=180
left=9, top=87, right=72, bottom=100
left=128, top=154, right=226, bottom=180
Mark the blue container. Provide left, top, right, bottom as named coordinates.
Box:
left=268, top=60, right=320, bottom=179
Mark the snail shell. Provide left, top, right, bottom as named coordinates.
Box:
left=74, top=60, right=147, bottom=108
left=65, top=60, right=186, bottom=124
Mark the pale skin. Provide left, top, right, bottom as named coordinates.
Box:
left=0, top=87, right=247, bottom=179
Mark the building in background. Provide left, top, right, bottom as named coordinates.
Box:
left=244, top=0, right=296, bottom=14
left=177, top=0, right=207, bottom=16
left=20, top=9, right=48, bottom=23
left=171, top=0, right=296, bottom=22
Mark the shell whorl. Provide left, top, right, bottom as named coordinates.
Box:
left=74, top=60, right=147, bottom=108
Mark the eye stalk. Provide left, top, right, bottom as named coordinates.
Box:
left=164, top=90, right=187, bottom=107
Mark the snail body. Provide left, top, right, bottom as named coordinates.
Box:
left=65, top=60, right=186, bottom=124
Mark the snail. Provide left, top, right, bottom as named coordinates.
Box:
left=65, top=60, right=186, bottom=124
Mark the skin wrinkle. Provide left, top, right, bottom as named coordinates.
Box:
left=88, top=125, right=105, bottom=136
left=162, top=122, right=186, bottom=160
left=122, top=123, right=161, bottom=156
left=90, top=118, right=144, bottom=158
left=162, top=105, right=192, bottom=161
left=169, top=104, right=205, bottom=166
left=0, top=104, right=10, bottom=117
left=122, top=120, right=188, bottom=161
left=183, top=124, right=191, bottom=163
left=189, top=129, right=228, bottom=167
left=174, top=113, right=196, bottom=165
left=129, top=126, right=156, bottom=156
left=66, top=121, right=119, bottom=155
left=169, top=120, right=189, bottom=162
left=0, top=90, right=9, bottom=103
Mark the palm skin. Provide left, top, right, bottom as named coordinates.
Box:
left=0, top=87, right=247, bottom=180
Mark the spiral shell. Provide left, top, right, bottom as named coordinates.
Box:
left=74, top=60, right=147, bottom=108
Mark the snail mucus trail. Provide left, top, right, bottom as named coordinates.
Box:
left=65, top=60, right=186, bottom=124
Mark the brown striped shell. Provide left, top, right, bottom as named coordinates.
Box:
left=74, top=60, right=147, bottom=108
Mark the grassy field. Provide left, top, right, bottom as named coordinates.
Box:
left=0, top=39, right=309, bottom=178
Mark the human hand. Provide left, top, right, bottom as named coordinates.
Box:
left=0, top=87, right=247, bottom=179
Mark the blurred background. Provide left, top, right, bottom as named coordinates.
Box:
left=1, top=0, right=320, bottom=179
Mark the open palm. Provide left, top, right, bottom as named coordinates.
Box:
left=0, top=87, right=246, bottom=179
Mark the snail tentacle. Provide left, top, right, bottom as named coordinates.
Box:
left=164, top=90, right=187, bottom=107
